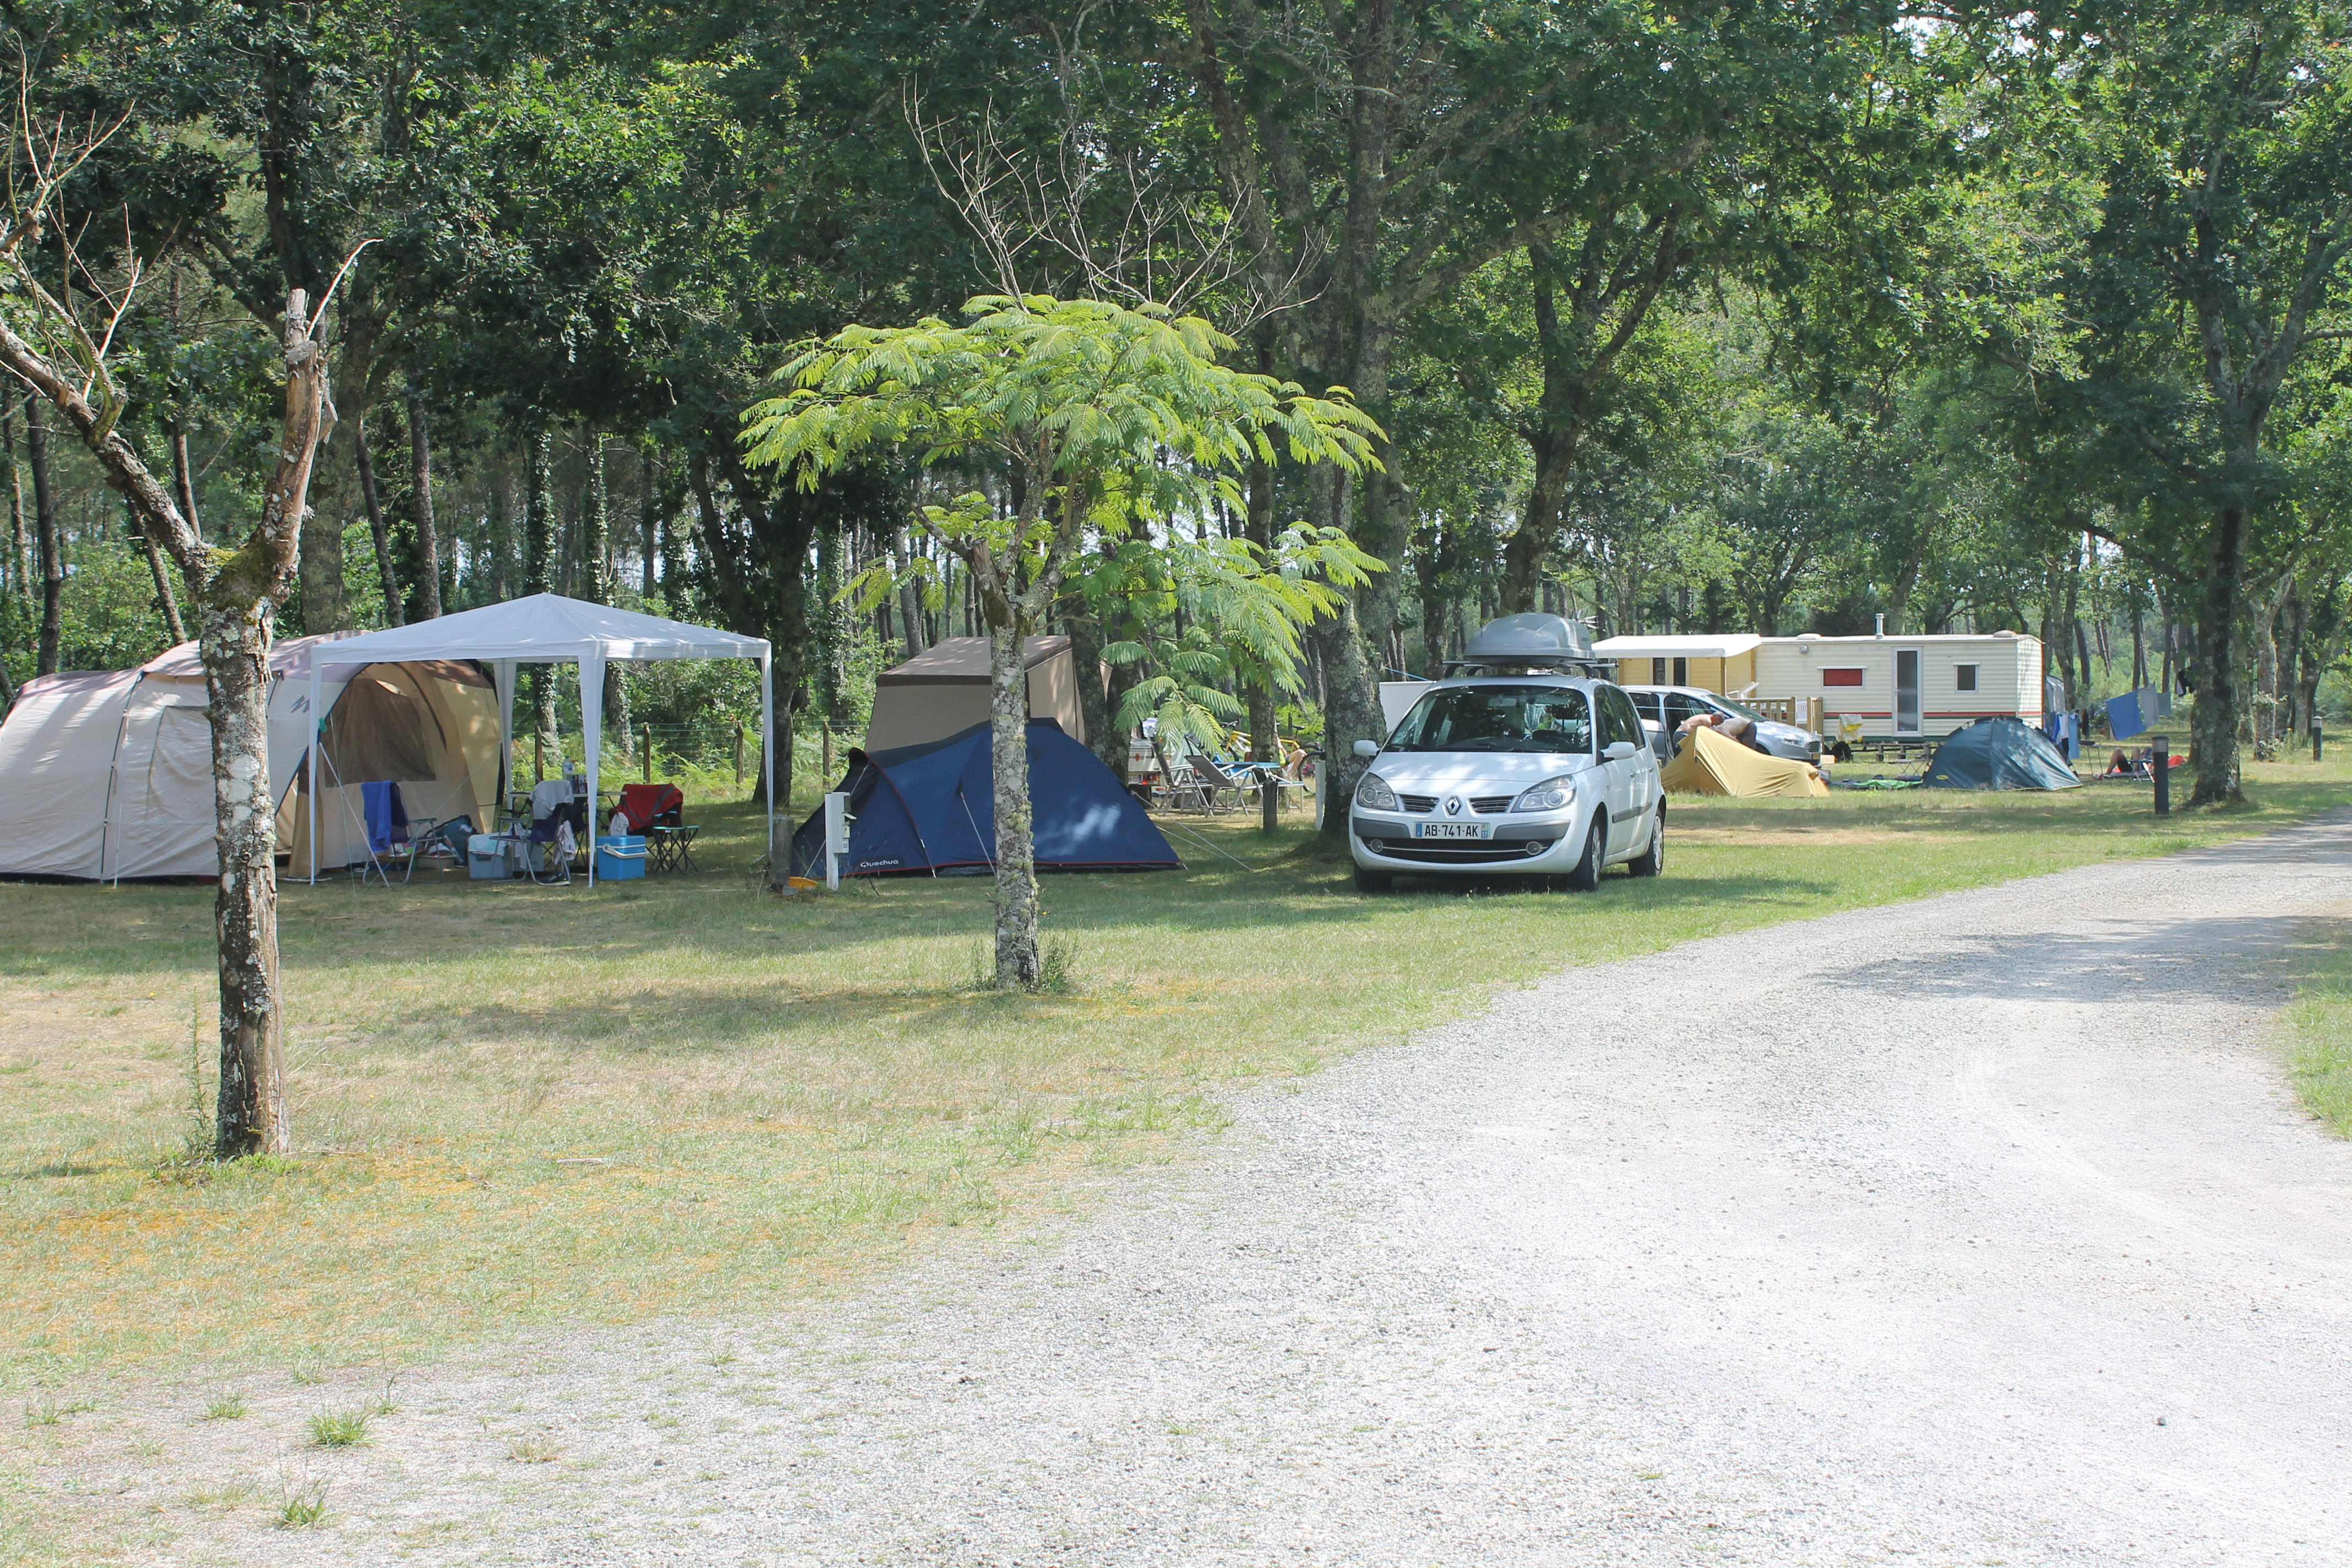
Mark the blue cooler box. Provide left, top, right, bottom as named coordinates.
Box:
left=594, top=835, right=647, bottom=880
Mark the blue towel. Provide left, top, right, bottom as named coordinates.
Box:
left=361, top=782, right=408, bottom=852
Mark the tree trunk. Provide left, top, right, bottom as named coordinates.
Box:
left=297, top=437, right=349, bottom=632
left=26, top=399, right=60, bottom=676
left=2190, top=506, right=2247, bottom=804
left=407, top=388, right=443, bottom=619
left=639, top=447, right=658, bottom=600
left=126, top=499, right=188, bottom=645
left=203, top=602, right=292, bottom=1155
left=985, top=610, right=1040, bottom=988
left=355, top=413, right=402, bottom=626
left=171, top=424, right=200, bottom=541
left=1245, top=449, right=1280, bottom=835
left=2252, top=590, right=2283, bottom=761
left=526, top=424, right=559, bottom=772
left=3, top=398, right=24, bottom=600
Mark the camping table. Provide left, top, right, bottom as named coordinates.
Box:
left=646, top=824, right=701, bottom=874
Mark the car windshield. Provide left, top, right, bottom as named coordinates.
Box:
left=1389, top=685, right=1592, bottom=754
left=1711, top=695, right=1767, bottom=723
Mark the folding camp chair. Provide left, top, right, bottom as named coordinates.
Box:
left=1185, top=753, right=1256, bottom=814
left=613, top=783, right=699, bottom=872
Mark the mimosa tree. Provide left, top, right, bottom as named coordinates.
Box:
left=741, top=294, right=1379, bottom=988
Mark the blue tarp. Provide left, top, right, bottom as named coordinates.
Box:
left=788, top=720, right=1182, bottom=879
left=1922, top=717, right=2083, bottom=791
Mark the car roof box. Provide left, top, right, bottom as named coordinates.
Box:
left=1461, top=613, right=1596, bottom=663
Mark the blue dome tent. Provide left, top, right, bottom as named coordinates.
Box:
left=1920, top=716, right=2082, bottom=791
left=787, top=720, right=1181, bottom=879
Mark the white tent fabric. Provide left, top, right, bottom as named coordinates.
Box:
left=0, top=630, right=421, bottom=879
left=309, top=595, right=774, bottom=885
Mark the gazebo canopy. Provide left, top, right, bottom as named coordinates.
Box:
left=314, top=594, right=770, bottom=666
left=308, top=595, right=774, bottom=884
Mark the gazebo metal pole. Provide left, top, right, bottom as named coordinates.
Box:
left=496, top=658, right=516, bottom=820
left=581, top=649, right=602, bottom=886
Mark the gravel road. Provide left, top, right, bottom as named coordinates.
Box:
left=141, top=815, right=2352, bottom=1565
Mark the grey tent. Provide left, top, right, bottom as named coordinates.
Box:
left=1920, top=716, right=2082, bottom=791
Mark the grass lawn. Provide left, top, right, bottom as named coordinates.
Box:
left=2286, top=914, right=2352, bottom=1136
left=2, top=754, right=2346, bottom=1385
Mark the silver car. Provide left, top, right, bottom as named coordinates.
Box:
left=1348, top=676, right=1665, bottom=892
left=1624, top=685, right=1822, bottom=763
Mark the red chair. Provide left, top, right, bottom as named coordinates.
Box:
left=612, top=783, right=682, bottom=833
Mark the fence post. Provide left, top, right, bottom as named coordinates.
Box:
left=734, top=718, right=745, bottom=787
left=2151, top=733, right=2170, bottom=816
left=2314, top=724, right=2324, bottom=763
left=642, top=722, right=652, bottom=782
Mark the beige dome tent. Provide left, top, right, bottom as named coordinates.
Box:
left=1659, top=726, right=1830, bottom=798
left=0, top=635, right=501, bottom=880
left=865, top=635, right=1087, bottom=752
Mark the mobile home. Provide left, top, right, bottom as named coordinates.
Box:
left=1591, top=634, right=1762, bottom=696
left=1754, top=631, right=2043, bottom=741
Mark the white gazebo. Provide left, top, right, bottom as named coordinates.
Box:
left=306, top=594, right=773, bottom=885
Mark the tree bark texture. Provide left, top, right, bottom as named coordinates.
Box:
left=3, top=399, right=25, bottom=598
left=2191, top=507, right=2247, bottom=804
left=526, top=424, right=559, bottom=770
left=26, top=398, right=60, bottom=676
left=986, top=613, right=1040, bottom=988
left=407, top=388, right=442, bottom=619
left=354, top=413, right=402, bottom=626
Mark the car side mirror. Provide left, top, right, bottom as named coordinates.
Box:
left=1603, top=741, right=1638, bottom=761
left=1352, top=738, right=1380, bottom=759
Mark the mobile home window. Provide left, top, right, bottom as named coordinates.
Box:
left=1652, top=657, right=1668, bottom=685
left=1822, top=667, right=1865, bottom=688
left=1955, top=663, right=1979, bottom=692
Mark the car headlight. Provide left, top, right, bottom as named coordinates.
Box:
left=1512, top=775, right=1577, bottom=813
left=1355, top=772, right=1398, bottom=811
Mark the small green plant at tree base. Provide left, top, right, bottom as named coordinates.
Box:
left=307, top=1406, right=370, bottom=1447
left=275, top=1477, right=329, bottom=1529
left=204, top=1392, right=247, bottom=1420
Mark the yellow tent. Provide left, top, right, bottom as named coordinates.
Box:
left=1660, top=726, right=1830, bottom=798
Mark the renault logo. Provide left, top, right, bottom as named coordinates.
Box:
left=1446, top=796, right=1463, bottom=815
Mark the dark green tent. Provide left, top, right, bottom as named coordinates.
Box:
left=1920, top=717, right=2082, bottom=791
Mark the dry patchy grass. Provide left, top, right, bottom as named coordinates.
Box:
left=1, top=754, right=2345, bottom=1381
left=2285, top=914, right=2352, bottom=1136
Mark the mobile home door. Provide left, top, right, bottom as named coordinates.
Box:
left=1894, top=647, right=1921, bottom=734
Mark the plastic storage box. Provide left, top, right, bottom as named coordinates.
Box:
left=467, top=834, right=515, bottom=881
left=593, top=835, right=647, bottom=881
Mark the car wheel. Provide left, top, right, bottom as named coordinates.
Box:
left=1353, top=863, right=1393, bottom=893
left=1565, top=815, right=1605, bottom=892
left=1628, top=803, right=1665, bottom=878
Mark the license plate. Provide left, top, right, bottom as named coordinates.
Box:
left=1414, top=821, right=1491, bottom=840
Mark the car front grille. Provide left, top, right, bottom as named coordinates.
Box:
left=1397, top=793, right=1439, bottom=814
left=1469, top=796, right=1515, bottom=814
left=1366, top=839, right=1559, bottom=864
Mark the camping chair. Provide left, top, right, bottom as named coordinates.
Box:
left=613, top=782, right=699, bottom=873
left=1186, top=753, right=1256, bottom=814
